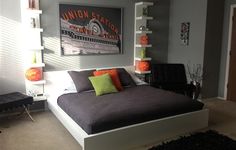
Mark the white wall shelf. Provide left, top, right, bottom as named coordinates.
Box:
left=33, top=95, right=47, bottom=101
left=27, top=63, right=45, bottom=68
left=27, top=28, right=43, bottom=32
left=26, top=80, right=46, bottom=85
left=135, top=70, right=151, bottom=74
left=136, top=30, right=152, bottom=34
left=27, top=46, right=44, bottom=51
left=135, top=44, right=152, bottom=48
left=135, top=57, right=152, bottom=61
left=25, top=9, right=42, bottom=15
left=136, top=16, right=153, bottom=20
left=135, top=2, right=154, bottom=6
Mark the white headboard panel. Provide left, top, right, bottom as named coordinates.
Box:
left=44, top=70, right=72, bottom=103
left=44, top=66, right=135, bottom=103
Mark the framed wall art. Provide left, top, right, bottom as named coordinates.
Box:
left=180, top=22, right=190, bottom=46
left=59, top=4, right=123, bottom=55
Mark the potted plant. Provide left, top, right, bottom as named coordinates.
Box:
left=187, top=64, right=203, bottom=100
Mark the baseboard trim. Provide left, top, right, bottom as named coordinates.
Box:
left=217, top=97, right=226, bottom=100
left=201, top=97, right=226, bottom=101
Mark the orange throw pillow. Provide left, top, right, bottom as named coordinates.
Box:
left=93, top=69, right=123, bottom=91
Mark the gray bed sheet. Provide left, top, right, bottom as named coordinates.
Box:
left=57, top=85, right=204, bottom=134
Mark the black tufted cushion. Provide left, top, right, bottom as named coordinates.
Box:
left=0, top=92, right=33, bottom=111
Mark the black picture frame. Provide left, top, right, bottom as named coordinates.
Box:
left=59, top=4, right=123, bottom=56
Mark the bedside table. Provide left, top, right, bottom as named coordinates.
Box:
left=30, top=95, right=47, bottom=111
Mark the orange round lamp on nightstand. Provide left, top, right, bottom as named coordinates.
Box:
left=25, top=68, right=42, bottom=81
left=138, top=61, right=150, bottom=71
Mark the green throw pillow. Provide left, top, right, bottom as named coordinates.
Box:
left=89, top=74, right=118, bottom=96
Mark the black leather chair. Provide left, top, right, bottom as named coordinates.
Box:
left=150, top=63, right=193, bottom=97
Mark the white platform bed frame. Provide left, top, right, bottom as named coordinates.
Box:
left=44, top=70, right=209, bottom=150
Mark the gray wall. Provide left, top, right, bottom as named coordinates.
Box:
left=168, top=0, right=225, bottom=98
left=218, top=0, right=236, bottom=98
left=148, top=0, right=170, bottom=63
left=42, top=0, right=170, bottom=71
left=168, top=0, right=207, bottom=66
left=42, top=0, right=134, bottom=71
left=0, top=0, right=170, bottom=94
left=201, top=0, right=224, bottom=98
left=0, top=0, right=25, bottom=94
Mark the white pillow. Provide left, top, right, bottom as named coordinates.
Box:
left=63, top=80, right=77, bottom=93
left=47, top=70, right=77, bottom=94
left=125, top=69, right=148, bottom=85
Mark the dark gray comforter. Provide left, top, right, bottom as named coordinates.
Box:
left=57, top=85, right=204, bottom=134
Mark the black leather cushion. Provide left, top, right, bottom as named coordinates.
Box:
left=151, top=64, right=187, bottom=84
left=151, top=64, right=191, bottom=95
left=0, top=92, right=33, bottom=111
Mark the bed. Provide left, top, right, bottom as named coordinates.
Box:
left=44, top=67, right=208, bottom=150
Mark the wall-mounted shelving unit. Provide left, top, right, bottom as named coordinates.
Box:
left=21, top=0, right=46, bottom=101
left=134, top=1, right=154, bottom=75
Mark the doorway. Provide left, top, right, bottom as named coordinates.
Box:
left=226, top=7, right=236, bottom=101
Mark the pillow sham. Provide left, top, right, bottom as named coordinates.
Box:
left=93, top=69, right=123, bottom=91
left=116, top=68, right=136, bottom=87
left=89, top=74, right=118, bottom=96
left=63, top=80, right=77, bottom=92
left=126, top=70, right=148, bottom=85
left=68, top=70, right=95, bottom=93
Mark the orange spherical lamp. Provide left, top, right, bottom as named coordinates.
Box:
left=25, top=68, right=42, bottom=81
left=137, top=61, right=150, bottom=71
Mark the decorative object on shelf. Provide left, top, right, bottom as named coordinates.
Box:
left=142, top=7, right=148, bottom=16
left=30, top=18, right=36, bottom=28
left=31, top=52, right=37, bottom=64
left=139, top=25, right=149, bottom=31
left=27, top=90, right=36, bottom=97
left=187, top=64, right=203, bottom=99
left=187, top=64, right=203, bottom=83
left=180, top=22, right=190, bottom=46
left=139, top=25, right=146, bottom=31
left=59, top=4, right=123, bottom=55
left=190, top=81, right=201, bottom=100
left=25, top=68, right=42, bottom=81
left=137, top=61, right=150, bottom=71
left=140, top=48, right=146, bottom=58
left=140, top=35, right=149, bottom=45
left=28, top=0, right=35, bottom=9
